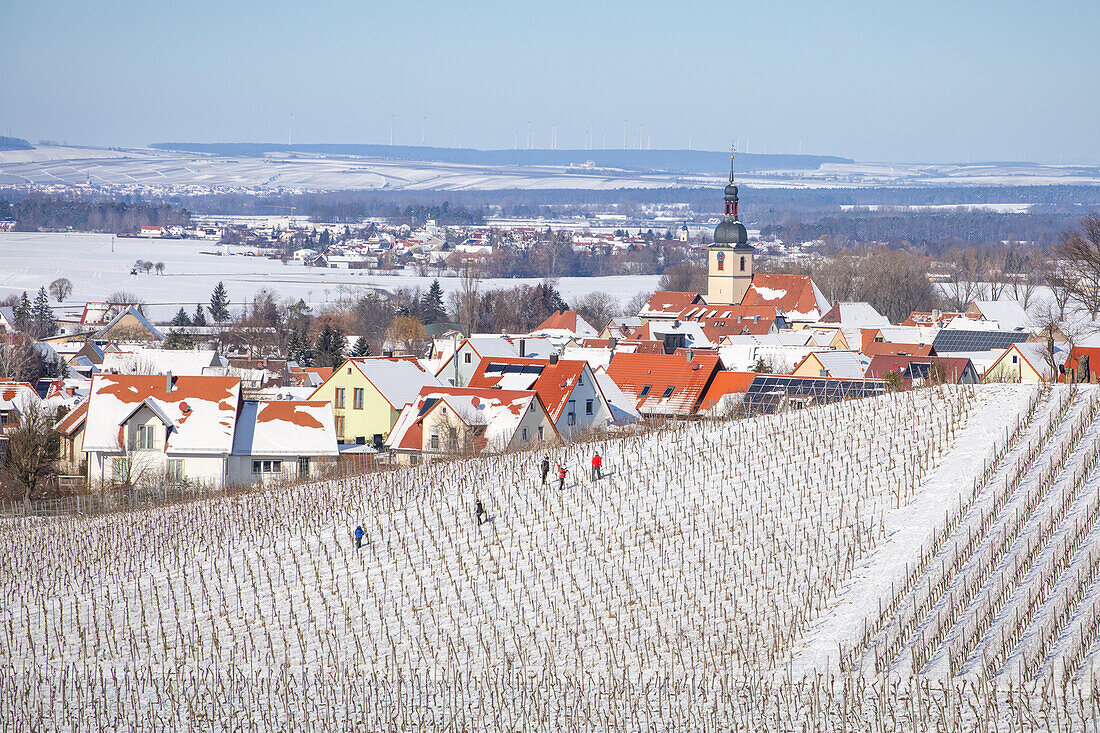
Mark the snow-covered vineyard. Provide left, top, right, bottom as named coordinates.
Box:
left=6, top=384, right=1100, bottom=729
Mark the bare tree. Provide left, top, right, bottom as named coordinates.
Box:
left=573, top=292, right=621, bottom=333
left=1, top=401, right=60, bottom=502
left=941, top=248, right=983, bottom=311
left=155, top=262, right=165, bottom=275
left=623, top=291, right=652, bottom=319
left=48, top=277, right=73, bottom=302
left=0, top=334, right=37, bottom=381
left=1057, top=213, right=1100, bottom=319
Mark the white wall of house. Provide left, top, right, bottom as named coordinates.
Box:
left=226, top=455, right=333, bottom=485
left=87, top=449, right=227, bottom=487
left=554, top=367, right=613, bottom=438
left=506, top=402, right=558, bottom=451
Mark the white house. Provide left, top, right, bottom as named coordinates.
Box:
left=83, top=374, right=241, bottom=487
left=228, top=400, right=339, bottom=484
left=433, top=336, right=556, bottom=387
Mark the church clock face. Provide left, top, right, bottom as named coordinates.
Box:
left=716, top=252, right=725, bottom=269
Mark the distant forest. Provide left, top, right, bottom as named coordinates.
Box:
left=0, top=195, right=191, bottom=233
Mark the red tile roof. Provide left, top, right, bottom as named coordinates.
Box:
left=534, top=310, right=595, bottom=334
left=861, top=342, right=936, bottom=358
left=639, top=291, right=703, bottom=318
left=466, top=357, right=589, bottom=421
left=740, top=273, right=828, bottom=320
left=56, top=399, right=88, bottom=435
left=700, top=371, right=757, bottom=410
left=605, top=352, right=720, bottom=417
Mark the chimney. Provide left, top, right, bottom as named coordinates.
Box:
left=549, top=354, right=559, bottom=364
left=932, top=309, right=942, bottom=321
left=608, top=337, right=618, bottom=350
left=165, top=371, right=173, bottom=393
left=519, top=339, right=526, bottom=358
left=383, top=349, right=393, bottom=358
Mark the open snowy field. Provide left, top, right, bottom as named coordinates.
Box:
left=0, top=232, right=658, bottom=319
left=7, top=384, right=1100, bottom=728
left=3, top=145, right=1099, bottom=193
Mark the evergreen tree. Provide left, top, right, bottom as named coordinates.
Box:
left=314, top=325, right=347, bottom=368
left=12, top=291, right=31, bottom=332
left=32, top=287, right=57, bottom=338
left=351, top=336, right=371, bottom=358
left=192, top=304, right=207, bottom=327
left=171, top=307, right=192, bottom=326
left=286, top=330, right=313, bottom=366
left=163, top=328, right=195, bottom=350
left=421, top=279, right=447, bottom=324
left=209, top=281, right=230, bottom=323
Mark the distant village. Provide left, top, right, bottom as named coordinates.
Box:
left=0, top=180, right=1092, bottom=500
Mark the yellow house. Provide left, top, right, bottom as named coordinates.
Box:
left=309, top=356, right=442, bottom=445
left=982, top=343, right=1064, bottom=383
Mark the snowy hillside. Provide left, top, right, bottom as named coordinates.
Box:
left=4, top=384, right=1100, bottom=728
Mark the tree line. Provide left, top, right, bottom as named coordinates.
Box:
left=0, top=195, right=191, bottom=233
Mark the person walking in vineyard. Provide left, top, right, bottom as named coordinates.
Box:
left=591, top=452, right=603, bottom=481
left=540, top=456, right=550, bottom=485
left=354, top=525, right=365, bottom=549
left=557, top=463, right=567, bottom=491
left=475, top=499, right=487, bottom=525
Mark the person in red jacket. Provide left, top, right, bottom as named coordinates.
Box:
left=591, top=453, right=603, bottom=481
left=557, top=463, right=567, bottom=491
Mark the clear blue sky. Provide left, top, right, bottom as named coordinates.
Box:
left=2, top=0, right=1097, bottom=162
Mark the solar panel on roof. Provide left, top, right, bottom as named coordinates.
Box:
left=932, top=329, right=1029, bottom=353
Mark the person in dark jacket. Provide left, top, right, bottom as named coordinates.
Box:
left=557, top=463, right=567, bottom=491
left=475, top=499, right=487, bottom=525
left=354, top=525, right=365, bottom=549
left=591, top=453, right=602, bottom=481
left=540, top=456, right=550, bottom=485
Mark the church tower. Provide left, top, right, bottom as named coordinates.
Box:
left=707, top=154, right=754, bottom=305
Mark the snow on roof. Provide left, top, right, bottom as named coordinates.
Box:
left=100, top=347, right=222, bottom=376
left=970, top=300, right=1032, bottom=331
left=593, top=367, right=641, bottom=426
left=804, top=351, right=871, bottom=379
left=604, top=352, right=720, bottom=416
left=639, top=291, right=702, bottom=318
left=231, top=400, right=338, bottom=457
left=55, top=398, right=88, bottom=435
left=741, top=273, right=830, bottom=322
left=385, top=386, right=544, bottom=452
left=83, top=374, right=241, bottom=454
left=0, top=380, right=38, bottom=412
left=94, top=305, right=164, bottom=340
left=532, top=310, right=598, bottom=337
left=999, top=342, right=1068, bottom=380
left=646, top=320, right=715, bottom=348
left=816, top=301, right=890, bottom=328
left=344, top=356, right=442, bottom=410
left=467, top=357, right=592, bottom=421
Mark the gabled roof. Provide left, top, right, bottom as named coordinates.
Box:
left=932, top=328, right=1030, bottom=354
left=864, top=355, right=976, bottom=384
left=967, top=300, right=1031, bottom=331
left=740, top=273, right=830, bottom=321
left=533, top=310, right=598, bottom=337
left=231, top=400, right=338, bottom=457
left=466, top=357, right=597, bottom=421
left=700, top=371, right=757, bottom=410
left=592, top=368, right=641, bottom=426
left=385, top=386, right=552, bottom=452
left=816, top=301, right=890, bottom=328
left=56, top=399, right=88, bottom=435
left=796, top=351, right=871, bottom=379
left=990, top=342, right=1067, bottom=380
left=99, top=347, right=221, bottom=376
left=604, top=352, right=720, bottom=416
left=83, top=374, right=241, bottom=454
left=318, top=356, right=442, bottom=410
left=638, top=291, right=703, bottom=319
left=0, top=380, right=38, bottom=412
left=94, top=305, right=164, bottom=341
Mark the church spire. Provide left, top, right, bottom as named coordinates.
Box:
left=713, top=141, right=748, bottom=247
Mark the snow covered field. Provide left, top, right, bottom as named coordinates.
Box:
left=7, top=384, right=1100, bottom=728
left=3, top=145, right=1099, bottom=193
left=0, top=232, right=658, bottom=318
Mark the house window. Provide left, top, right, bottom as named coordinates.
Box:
left=639, top=385, right=652, bottom=397
left=252, top=460, right=282, bottom=474
left=538, top=426, right=544, bottom=440
left=335, top=415, right=345, bottom=439
left=567, top=412, right=576, bottom=426
left=1011, top=355, right=1018, bottom=364
left=585, top=399, right=593, bottom=415
left=347, top=367, right=352, bottom=374
left=522, top=427, right=529, bottom=442
left=464, top=353, right=472, bottom=364
left=430, top=433, right=440, bottom=450
left=112, top=458, right=129, bottom=482
left=298, top=457, right=310, bottom=478
left=166, top=459, right=184, bottom=482
left=662, top=386, right=674, bottom=398
left=137, top=425, right=155, bottom=450
left=334, top=387, right=345, bottom=409
left=353, top=388, right=364, bottom=409
left=740, top=256, right=746, bottom=272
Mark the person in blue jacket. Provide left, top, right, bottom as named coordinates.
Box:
left=354, top=525, right=365, bottom=549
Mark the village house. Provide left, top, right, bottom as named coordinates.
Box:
left=433, top=336, right=556, bottom=387
left=791, top=351, right=871, bottom=379
left=56, top=400, right=88, bottom=475
left=466, top=356, right=614, bottom=437
left=604, top=352, right=721, bottom=418
left=864, top=355, right=980, bottom=387
left=983, top=342, right=1067, bottom=384
left=228, top=400, right=339, bottom=484
left=385, top=386, right=560, bottom=464
left=310, top=356, right=442, bottom=446
left=531, top=310, right=599, bottom=340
